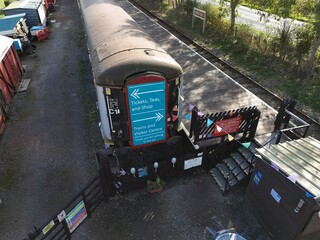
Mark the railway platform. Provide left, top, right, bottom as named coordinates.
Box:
left=118, top=0, right=277, bottom=140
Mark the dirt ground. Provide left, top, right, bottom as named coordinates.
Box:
left=0, top=0, right=271, bottom=239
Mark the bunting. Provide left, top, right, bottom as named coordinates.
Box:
left=227, top=134, right=234, bottom=142
left=271, top=162, right=279, bottom=171
left=185, top=114, right=191, bottom=120
left=242, top=142, right=251, bottom=149
left=287, top=175, right=297, bottom=183
left=188, top=103, right=194, bottom=111
left=207, top=119, right=213, bottom=127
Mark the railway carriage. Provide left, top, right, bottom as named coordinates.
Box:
left=79, top=0, right=183, bottom=148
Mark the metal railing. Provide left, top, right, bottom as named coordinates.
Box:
left=275, top=109, right=310, bottom=144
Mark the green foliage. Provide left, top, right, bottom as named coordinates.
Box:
left=146, top=176, right=165, bottom=193
left=294, top=24, right=315, bottom=66
left=180, top=0, right=199, bottom=15
left=201, top=3, right=228, bottom=31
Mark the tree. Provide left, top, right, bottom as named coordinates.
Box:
left=230, top=0, right=241, bottom=32
left=304, top=0, right=320, bottom=73
left=294, top=24, right=314, bottom=69
left=250, top=0, right=297, bottom=59
left=220, top=0, right=242, bottom=33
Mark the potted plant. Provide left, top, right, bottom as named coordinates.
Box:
left=146, top=176, right=165, bottom=193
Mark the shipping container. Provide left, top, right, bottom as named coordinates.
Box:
left=3, top=0, right=47, bottom=27
left=0, top=35, right=24, bottom=105
left=0, top=13, right=29, bottom=37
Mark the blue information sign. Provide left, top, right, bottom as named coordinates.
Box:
left=128, top=80, right=166, bottom=147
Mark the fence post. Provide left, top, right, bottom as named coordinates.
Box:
left=27, top=226, right=41, bottom=240
left=82, top=192, right=91, bottom=219
left=274, top=99, right=296, bottom=131
left=283, top=99, right=297, bottom=129
left=191, top=107, right=200, bottom=144
left=303, top=125, right=310, bottom=138
left=274, top=100, right=287, bottom=131
left=62, top=220, right=72, bottom=239
left=275, top=131, right=282, bottom=144
left=248, top=109, right=260, bottom=140
left=95, top=148, right=116, bottom=203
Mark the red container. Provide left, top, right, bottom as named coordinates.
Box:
left=0, top=36, right=23, bottom=105
left=0, top=102, right=5, bottom=134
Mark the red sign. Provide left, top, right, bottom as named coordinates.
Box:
left=213, top=116, right=241, bottom=137
left=194, top=9, right=205, bottom=19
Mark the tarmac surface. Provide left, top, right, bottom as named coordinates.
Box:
left=0, top=0, right=272, bottom=239
left=0, top=0, right=100, bottom=238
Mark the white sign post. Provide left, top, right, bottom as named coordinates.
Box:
left=192, top=7, right=206, bottom=34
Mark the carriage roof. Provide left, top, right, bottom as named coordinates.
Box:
left=82, top=3, right=183, bottom=87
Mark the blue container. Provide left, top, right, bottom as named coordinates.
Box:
left=30, top=26, right=45, bottom=36
left=13, top=39, right=22, bottom=51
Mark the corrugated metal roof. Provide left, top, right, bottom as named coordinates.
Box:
left=0, top=13, right=25, bottom=32
left=0, top=35, right=14, bottom=62
left=257, top=136, right=320, bottom=198
left=4, top=0, right=42, bottom=10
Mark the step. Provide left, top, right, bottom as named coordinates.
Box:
left=216, top=162, right=239, bottom=187
left=228, top=173, right=238, bottom=187
left=238, top=147, right=254, bottom=161
left=210, top=167, right=238, bottom=191
left=223, top=157, right=247, bottom=181
left=223, top=157, right=238, bottom=169
left=216, top=162, right=231, bottom=179
left=209, top=168, right=228, bottom=192
left=231, top=152, right=250, bottom=169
